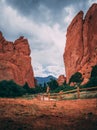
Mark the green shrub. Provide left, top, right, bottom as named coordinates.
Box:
left=0, top=80, right=26, bottom=97
left=91, top=65, right=97, bottom=78
left=51, top=84, right=75, bottom=93
left=69, top=72, right=83, bottom=85
left=29, top=86, right=46, bottom=94
left=47, top=78, right=59, bottom=91
left=81, top=77, right=97, bottom=89
left=81, top=65, right=97, bottom=89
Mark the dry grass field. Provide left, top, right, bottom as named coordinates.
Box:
left=0, top=98, right=97, bottom=130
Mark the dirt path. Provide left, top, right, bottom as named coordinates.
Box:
left=0, top=98, right=97, bottom=130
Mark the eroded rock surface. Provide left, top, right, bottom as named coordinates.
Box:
left=57, top=75, right=66, bottom=86
left=0, top=32, right=35, bottom=87
left=64, top=4, right=97, bottom=84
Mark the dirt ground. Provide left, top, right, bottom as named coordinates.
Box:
left=0, top=98, right=97, bottom=130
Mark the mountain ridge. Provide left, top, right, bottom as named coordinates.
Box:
left=35, top=75, right=56, bottom=86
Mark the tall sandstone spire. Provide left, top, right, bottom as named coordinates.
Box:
left=64, top=4, right=97, bottom=84
left=0, top=32, right=35, bottom=88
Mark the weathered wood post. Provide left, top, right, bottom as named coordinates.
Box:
left=77, top=86, right=80, bottom=98
left=48, top=93, right=50, bottom=101
left=43, top=94, right=44, bottom=101
left=46, top=85, right=50, bottom=101
left=46, top=86, right=50, bottom=93
left=59, top=90, right=63, bottom=100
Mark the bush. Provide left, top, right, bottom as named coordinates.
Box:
left=91, top=65, right=97, bottom=78
left=23, top=83, right=47, bottom=94
left=47, top=78, right=59, bottom=91
left=81, top=65, right=97, bottom=89
left=28, top=86, right=46, bottom=94
left=0, top=80, right=26, bottom=97
left=81, top=77, right=97, bottom=89
left=69, top=72, right=83, bottom=86
left=52, top=84, right=75, bottom=93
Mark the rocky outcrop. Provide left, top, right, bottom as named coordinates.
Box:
left=64, top=4, right=97, bottom=84
left=57, top=75, right=66, bottom=86
left=0, top=32, right=35, bottom=88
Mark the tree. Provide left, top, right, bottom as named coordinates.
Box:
left=47, top=78, right=59, bottom=91
left=23, top=82, right=30, bottom=90
left=84, top=65, right=97, bottom=87
left=43, top=82, right=47, bottom=87
left=69, top=72, right=83, bottom=86
left=0, top=80, right=26, bottom=97
left=91, top=65, right=97, bottom=78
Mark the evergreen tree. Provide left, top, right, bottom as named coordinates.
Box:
left=47, top=78, right=59, bottom=90
left=91, top=65, right=97, bottom=78
left=69, top=72, right=83, bottom=86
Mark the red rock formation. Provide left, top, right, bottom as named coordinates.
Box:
left=64, top=4, right=97, bottom=84
left=57, top=75, right=66, bottom=86
left=0, top=31, right=35, bottom=88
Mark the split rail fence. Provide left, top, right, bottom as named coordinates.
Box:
left=41, top=86, right=97, bottom=101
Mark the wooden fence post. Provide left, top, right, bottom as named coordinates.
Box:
left=77, top=86, right=80, bottom=98
left=59, top=90, right=63, bottom=100
left=43, top=94, right=44, bottom=101
left=48, top=93, right=50, bottom=101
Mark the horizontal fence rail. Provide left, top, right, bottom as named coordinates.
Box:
left=40, top=86, right=97, bottom=101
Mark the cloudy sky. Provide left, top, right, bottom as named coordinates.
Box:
left=0, top=0, right=97, bottom=78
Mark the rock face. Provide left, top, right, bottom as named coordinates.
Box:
left=64, top=4, right=97, bottom=84
left=57, top=75, right=66, bottom=86
left=0, top=32, right=35, bottom=88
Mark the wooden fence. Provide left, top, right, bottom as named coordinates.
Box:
left=41, top=86, right=97, bottom=101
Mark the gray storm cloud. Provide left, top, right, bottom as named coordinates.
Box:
left=0, top=0, right=97, bottom=77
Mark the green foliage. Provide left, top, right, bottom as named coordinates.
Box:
left=82, top=65, right=97, bottom=88
left=47, top=78, right=59, bottom=91
left=63, top=80, right=66, bottom=86
left=23, top=82, right=33, bottom=94
left=91, top=65, right=97, bottom=78
left=0, top=80, right=47, bottom=97
left=69, top=72, right=83, bottom=85
left=81, top=77, right=97, bottom=89
left=0, top=80, right=26, bottom=97
left=23, top=82, right=46, bottom=94
left=43, top=82, right=47, bottom=87
left=52, top=84, right=75, bottom=93
left=29, top=86, right=46, bottom=94
left=23, top=82, right=29, bottom=90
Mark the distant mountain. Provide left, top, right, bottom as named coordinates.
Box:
left=35, top=75, right=56, bottom=86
